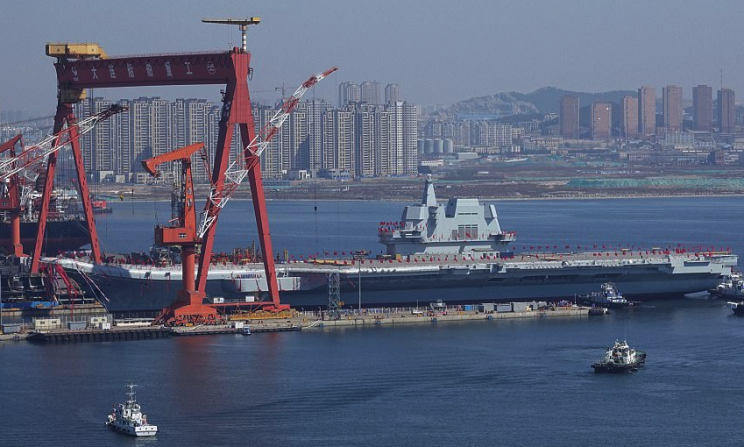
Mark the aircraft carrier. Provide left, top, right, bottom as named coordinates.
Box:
left=57, top=177, right=737, bottom=313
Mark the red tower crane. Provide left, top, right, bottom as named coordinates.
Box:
left=141, top=143, right=218, bottom=325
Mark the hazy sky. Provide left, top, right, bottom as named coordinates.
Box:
left=2, top=0, right=744, bottom=115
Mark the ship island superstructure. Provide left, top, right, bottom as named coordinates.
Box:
left=379, top=175, right=515, bottom=256
left=56, top=178, right=738, bottom=314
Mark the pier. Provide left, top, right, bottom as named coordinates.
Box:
left=305, top=305, right=589, bottom=329
left=4, top=305, right=592, bottom=343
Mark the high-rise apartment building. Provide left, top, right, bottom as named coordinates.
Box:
left=360, top=81, right=381, bottom=105
left=591, top=102, right=612, bottom=140
left=322, top=109, right=355, bottom=173
left=638, top=86, right=656, bottom=137
left=718, top=88, right=736, bottom=134
left=621, top=96, right=638, bottom=139
left=385, top=83, right=400, bottom=104
left=72, top=93, right=416, bottom=183
left=662, top=85, right=683, bottom=133
left=693, top=85, right=713, bottom=132
left=559, top=95, right=580, bottom=139
left=338, top=81, right=360, bottom=107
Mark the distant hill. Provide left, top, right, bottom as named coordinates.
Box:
left=440, top=86, right=637, bottom=119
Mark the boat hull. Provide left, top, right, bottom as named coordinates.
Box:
left=106, top=421, right=157, bottom=437
left=61, top=254, right=734, bottom=314
left=0, top=219, right=90, bottom=254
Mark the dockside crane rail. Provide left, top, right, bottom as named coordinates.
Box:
left=0, top=104, right=127, bottom=181
left=197, top=66, right=338, bottom=238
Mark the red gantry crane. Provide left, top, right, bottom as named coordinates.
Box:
left=141, top=143, right=218, bottom=324
left=46, top=19, right=336, bottom=318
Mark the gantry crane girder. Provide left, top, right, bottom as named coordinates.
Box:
left=48, top=39, right=284, bottom=310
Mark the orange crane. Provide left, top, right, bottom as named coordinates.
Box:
left=141, top=143, right=219, bottom=325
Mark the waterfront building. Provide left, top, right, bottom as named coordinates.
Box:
left=663, top=85, right=683, bottom=133
left=718, top=88, right=736, bottom=134
left=693, top=85, right=713, bottom=132
left=559, top=95, right=580, bottom=139
left=591, top=102, right=612, bottom=140
left=622, top=96, right=638, bottom=139
left=638, top=86, right=656, bottom=138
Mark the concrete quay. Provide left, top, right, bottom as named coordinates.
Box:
left=0, top=306, right=592, bottom=343
left=300, top=306, right=590, bottom=329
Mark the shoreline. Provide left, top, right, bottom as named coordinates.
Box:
left=117, top=191, right=744, bottom=203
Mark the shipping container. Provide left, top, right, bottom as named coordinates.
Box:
left=480, top=303, right=496, bottom=313
left=67, top=321, right=87, bottom=330
left=2, top=324, right=22, bottom=334
left=34, top=318, right=61, bottom=330
left=496, top=303, right=513, bottom=313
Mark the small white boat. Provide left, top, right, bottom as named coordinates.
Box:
left=106, top=384, right=158, bottom=437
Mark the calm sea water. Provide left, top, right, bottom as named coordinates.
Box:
left=2, top=196, right=744, bottom=446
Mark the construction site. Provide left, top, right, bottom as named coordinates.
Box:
left=0, top=17, right=338, bottom=331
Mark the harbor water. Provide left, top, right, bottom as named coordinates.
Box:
left=2, top=196, right=744, bottom=446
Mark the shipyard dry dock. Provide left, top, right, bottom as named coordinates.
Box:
left=3, top=304, right=591, bottom=343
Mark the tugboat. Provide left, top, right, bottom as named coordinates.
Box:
left=579, top=283, right=631, bottom=309
left=105, top=384, right=158, bottom=437
left=591, top=340, right=647, bottom=373
left=710, top=273, right=744, bottom=300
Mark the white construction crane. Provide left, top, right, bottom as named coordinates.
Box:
left=0, top=104, right=127, bottom=208
left=0, top=105, right=127, bottom=181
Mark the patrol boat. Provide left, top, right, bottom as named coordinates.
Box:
left=592, top=340, right=647, bottom=373
left=57, top=177, right=737, bottom=313
left=105, top=384, right=158, bottom=437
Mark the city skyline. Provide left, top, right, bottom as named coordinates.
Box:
left=2, top=1, right=744, bottom=114
left=70, top=95, right=417, bottom=183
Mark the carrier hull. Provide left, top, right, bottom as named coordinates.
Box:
left=59, top=253, right=736, bottom=314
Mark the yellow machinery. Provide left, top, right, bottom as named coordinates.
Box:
left=45, top=42, right=108, bottom=60
left=45, top=43, right=108, bottom=103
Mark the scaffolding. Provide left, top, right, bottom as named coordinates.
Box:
left=327, top=272, right=341, bottom=320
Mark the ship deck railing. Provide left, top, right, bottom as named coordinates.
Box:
left=55, top=251, right=720, bottom=275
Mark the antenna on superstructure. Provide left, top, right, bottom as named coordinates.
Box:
left=202, top=17, right=261, bottom=52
